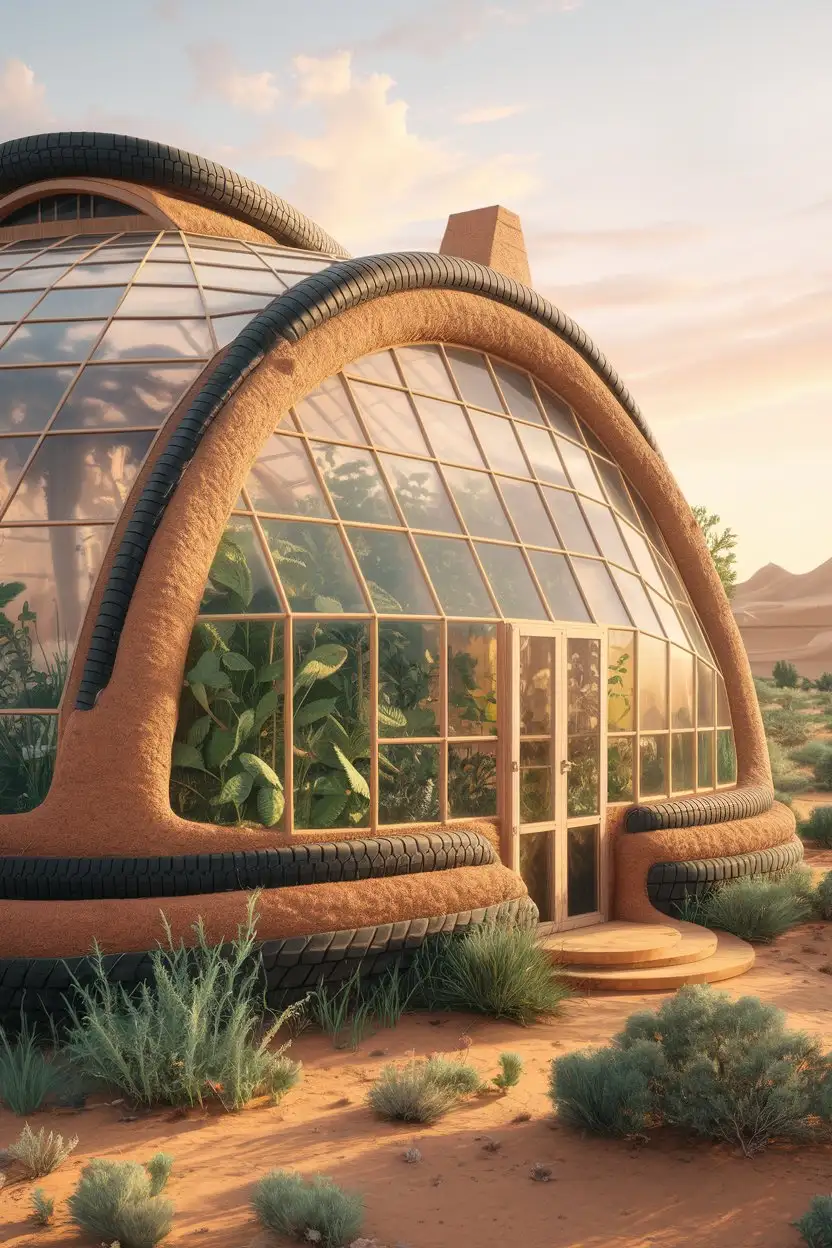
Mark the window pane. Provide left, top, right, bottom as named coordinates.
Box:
left=611, top=567, right=663, bottom=633
left=378, top=620, right=440, bottom=737
left=467, top=410, right=528, bottom=476
left=678, top=601, right=712, bottom=659
left=657, top=553, right=687, bottom=602
left=381, top=454, right=459, bottom=532
left=567, top=637, right=601, bottom=816
left=580, top=424, right=610, bottom=458
left=671, top=646, right=695, bottom=729
left=379, top=744, right=440, bottom=822
left=443, top=467, right=513, bottom=539
left=348, top=527, right=436, bottom=614
left=594, top=456, right=640, bottom=526
left=199, top=517, right=281, bottom=614
left=311, top=443, right=398, bottom=524
left=260, top=518, right=366, bottom=612
left=448, top=622, right=498, bottom=733
left=572, top=557, right=631, bottom=626
left=568, top=734, right=600, bottom=816
left=515, top=422, right=569, bottom=486
left=556, top=438, right=604, bottom=500
left=581, top=500, right=634, bottom=568
left=349, top=381, right=430, bottom=455
left=294, top=376, right=366, bottom=444
left=639, top=634, right=668, bottom=730
left=698, top=661, right=715, bottom=727
left=345, top=349, right=400, bottom=387
left=608, top=737, right=634, bottom=802
left=52, top=362, right=202, bottom=430
left=519, top=634, right=554, bottom=734
left=647, top=588, right=690, bottom=647
left=246, top=434, right=330, bottom=517
left=93, top=319, right=213, bottom=361
left=412, top=395, right=485, bottom=467
left=519, top=830, right=552, bottom=922
left=621, top=523, right=663, bottom=589
left=189, top=246, right=267, bottom=268
left=716, top=673, right=731, bottom=726
left=630, top=489, right=669, bottom=553
left=445, top=347, right=503, bottom=411
left=698, top=730, right=715, bottom=788
left=529, top=550, right=590, bottom=622
left=476, top=542, right=547, bottom=619
left=0, top=367, right=76, bottom=432
left=0, top=321, right=104, bottom=364
left=32, top=287, right=124, bottom=320
left=672, top=732, right=695, bottom=792
left=396, top=344, right=456, bottom=398
left=538, top=386, right=580, bottom=440
left=498, top=477, right=558, bottom=546
left=640, top=734, right=668, bottom=797
left=194, top=265, right=282, bottom=293
left=417, top=537, right=495, bottom=616
left=202, top=289, right=273, bottom=315
left=543, top=488, right=597, bottom=555
left=717, top=729, right=737, bottom=784
left=0, top=290, right=40, bottom=321
left=214, top=314, right=257, bottom=350
left=0, top=437, right=37, bottom=509
left=117, top=286, right=204, bottom=317
left=4, top=431, right=153, bottom=521
left=57, top=262, right=140, bottom=286
left=567, top=826, right=598, bottom=917
left=608, top=630, right=635, bottom=731
left=491, top=362, right=543, bottom=423
left=1, top=265, right=63, bottom=290
left=449, top=741, right=498, bottom=817
left=0, top=715, right=58, bottom=813
left=520, top=740, right=553, bottom=822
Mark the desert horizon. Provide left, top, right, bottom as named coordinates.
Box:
left=734, top=554, right=832, bottom=679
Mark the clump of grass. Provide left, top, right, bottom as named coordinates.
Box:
left=368, top=1055, right=481, bottom=1124
left=493, top=1052, right=523, bottom=1091
left=30, top=1188, right=55, bottom=1225
left=768, top=739, right=812, bottom=795
left=796, top=1195, right=832, bottom=1247
left=146, top=1153, right=174, bottom=1197
left=552, top=1041, right=663, bottom=1137
left=694, top=875, right=813, bottom=943
left=763, top=706, right=811, bottom=747
left=0, top=1019, right=66, bottom=1115
left=816, top=756, right=832, bottom=791
left=7, top=1123, right=79, bottom=1177
left=817, top=873, right=832, bottom=921
left=308, top=970, right=363, bottom=1048
left=801, top=807, right=832, bottom=847
left=789, top=741, right=832, bottom=768
left=63, top=895, right=302, bottom=1110
left=252, top=1170, right=363, bottom=1248
left=68, top=1156, right=174, bottom=1248
left=366, top=965, right=420, bottom=1030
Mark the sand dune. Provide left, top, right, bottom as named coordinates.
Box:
left=733, top=557, right=832, bottom=678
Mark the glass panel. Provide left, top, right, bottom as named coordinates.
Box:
left=519, top=830, right=552, bottom=922
left=378, top=620, right=440, bottom=737
left=411, top=396, right=485, bottom=467
left=447, top=622, right=498, bottom=733
left=467, top=410, right=528, bottom=476
left=445, top=347, right=503, bottom=411
left=530, top=551, right=590, bottom=622
left=448, top=741, right=498, bottom=816
left=698, top=661, right=715, bottom=727
left=0, top=714, right=58, bottom=813
left=0, top=290, right=40, bottom=321
left=199, top=517, right=281, bottom=614
left=556, top=438, right=605, bottom=500
left=537, top=386, right=580, bottom=440
left=349, top=382, right=430, bottom=456
left=567, top=826, right=598, bottom=917
left=672, top=732, right=695, bottom=792
left=608, top=630, right=635, bottom=731
left=117, top=286, right=204, bottom=316
left=417, top=537, right=495, bottom=616
left=611, top=567, right=663, bottom=633
left=491, top=362, right=543, bottom=423
left=0, top=321, right=104, bottom=364
left=378, top=743, right=440, bottom=822
left=0, top=266, right=63, bottom=290
left=639, top=634, right=668, bottom=730
left=202, top=289, right=274, bottom=315
left=396, top=344, right=456, bottom=399
left=293, top=621, right=370, bottom=829
left=57, top=262, right=140, bottom=286
left=0, top=437, right=37, bottom=509
left=498, top=477, right=558, bottom=546
left=580, top=424, right=610, bottom=458
left=594, top=457, right=640, bottom=526
left=189, top=246, right=266, bottom=268
left=476, top=543, right=547, bottom=620
left=260, top=518, right=366, bottom=612
left=31, top=287, right=124, bottom=319
left=675, top=601, right=710, bottom=659
left=581, top=500, right=634, bottom=568
left=520, top=740, right=552, bottom=822
left=93, top=319, right=213, bottom=361
left=0, top=368, right=75, bottom=433
left=572, top=557, right=631, bottom=626
left=640, top=734, right=668, bottom=797
left=4, top=431, right=153, bottom=521
left=443, top=467, right=512, bottom=539
left=345, top=350, right=400, bottom=387
left=194, top=266, right=282, bottom=293
left=246, top=434, right=330, bottom=517
left=607, top=737, right=634, bottom=802
left=348, top=528, right=436, bottom=614
left=657, top=553, right=687, bottom=602
left=311, top=443, right=397, bottom=524
left=214, top=316, right=266, bottom=348
left=52, top=362, right=202, bottom=430
left=670, top=647, right=695, bottom=729
left=380, top=455, right=459, bottom=532
left=519, top=634, right=553, bottom=734
left=647, top=588, right=690, bottom=647
left=621, top=523, right=663, bottom=589
left=717, top=729, right=737, bottom=784
left=698, top=730, right=715, bottom=788
left=294, top=376, right=366, bottom=444
left=170, top=619, right=285, bottom=828
left=0, top=524, right=109, bottom=706
left=515, top=422, right=569, bottom=486
left=630, top=489, right=669, bottom=552
left=567, top=637, right=601, bottom=817
left=543, top=488, right=597, bottom=555
left=716, top=673, right=731, bottom=726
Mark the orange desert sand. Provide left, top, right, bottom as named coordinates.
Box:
left=734, top=558, right=832, bottom=679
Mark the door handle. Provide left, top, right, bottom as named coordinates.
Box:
left=560, top=759, right=572, bottom=774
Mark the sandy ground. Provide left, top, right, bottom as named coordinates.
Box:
left=3, top=924, right=832, bottom=1248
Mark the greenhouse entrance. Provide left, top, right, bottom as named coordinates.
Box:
left=510, top=623, right=606, bottom=931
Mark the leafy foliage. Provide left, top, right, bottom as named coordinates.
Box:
left=815, top=754, right=832, bottom=791
left=762, top=706, right=811, bottom=748
left=30, top=1188, right=55, bottom=1225
left=552, top=1041, right=664, bottom=1136
left=7, top=1122, right=78, bottom=1177
left=68, top=1157, right=174, bottom=1248
left=692, top=506, right=738, bottom=598
left=0, top=1018, right=68, bottom=1115
left=800, top=807, right=832, bottom=847
left=773, top=659, right=799, bottom=689
left=252, top=1171, right=364, bottom=1248
left=493, top=1052, right=524, bottom=1091
left=817, top=872, right=832, bottom=920
left=368, top=1056, right=480, bottom=1123
left=796, top=1196, right=832, bottom=1247
left=691, top=875, right=813, bottom=942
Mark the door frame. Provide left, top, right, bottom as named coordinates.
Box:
left=503, top=620, right=609, bottom=932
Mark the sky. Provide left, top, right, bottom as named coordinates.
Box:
left=0, top=0, right=829, bottom=580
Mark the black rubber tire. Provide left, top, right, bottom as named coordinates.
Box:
left=0, top=830, right=496, bottom=901
left=625, top=784, right=774, bottom=833
left=646, top=839, right=804, bottom=913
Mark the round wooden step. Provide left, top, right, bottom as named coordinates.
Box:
left=558, top=931, right=755, bottom=992
left=544, top=920, right=683, bottom=967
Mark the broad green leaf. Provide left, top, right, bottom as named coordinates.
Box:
left=293, top=643, right=348, bottom=691
left=318, top=716, right=351, bottom=752
left=188, top=650, right=230, bottom=690
left=366, top=580, right=402, bottom=613
left=256, top=659, right=284, bottom=684
left=239, top=752, right=280, bottom=787
left=257, top=785, right=284, bottom=827
left=236, top=708, right=255, bottom=742
left=253, top=688, right=280, bottom=734
left=294, top=697, right=338, bottom=727
left=195, top=621, right=230, bottom=652
left=209, top=534, right=253, bottom=607
left=186, top=716, right=212, bottom=747
left=205, top=726, right=238, bottom=770
left=189, top=681, right=211, bottom=713
left=333, top=744, right=370, bottom=800
left=312, top=774, right=347, bottom=795
left=172, top=741, right=208, bottom=772
left=210, top=771, right=253, bottom=807
left=378, top=704, right=408, bottom=730
left=221, top=651, right=253, bottom=672
left=314, top=595, right=343, bottom=612
left=0, top=582, right=24, bottom=611
left=312, top=793, right=348, bottom=827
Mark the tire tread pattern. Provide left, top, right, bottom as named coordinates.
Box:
left=646, top=839, right=803, bottom=913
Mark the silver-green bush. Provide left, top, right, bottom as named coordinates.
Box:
left=0, top=1020, right=66, bottom=1115
left=551, top=1041, right=663, bottom=1136
left=252, top=1171, right=363, bottom=1248
left=493, top=1052, right=524, bottom=1090
left=796, top=1195, right=832, bottom=1247
left=7, top=1122, right=78, bottom=1177
left=67, top=1157, right=174, bottom=1248
left=817, top=873, right=832, bottom=921
left=695, top=875, right=813, bottom=942
left=30, top=1188, right=54, bottom=1225
left=368, top=1055, right=480, bottom=1123
left=802, top=807, right=832, bottom=847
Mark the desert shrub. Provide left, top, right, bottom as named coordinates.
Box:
left=695, top=875, right=813, bottom=942
left=796, top=1195, right=832, bottom=1247
left=552, top=1040, right=664, bottom=1137
left=801, top=807, right=832, bottom=847
left=754, top=677, right=780, bottom=705
left=817, top=874, right=832, bottom=921
left=791, top=741, right=832, bottom=768
left=368, top=1055, right=480, bottom=1123
left=0, top=1019, right=67, bottom=1115
left=68, top=1157, right=174, bottom=1248
left=768, top=740, right=812, bottom=795
left=815, top=755, right=832, bottom=791
left=763, top=706, right=811, bottom=747
left=146, top=1153, right=174, bottom=1197
left=493, top=1052, right=524, bottom=1090
left=7, top=1123, right=78, bottom=1177
left=773, top=660, right=800, bottom=688
left=252, top=1171, right=363, bottom=1248
left=30, top=1188, right=55, bottom=1225
left=64, top=896, right=302, bottom=1110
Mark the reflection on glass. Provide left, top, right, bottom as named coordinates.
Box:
left=0, top=436, right=37, bottom=508
left=448, top=741, right=497, bottom=816
left=498, top=478, right=557, bottom=546
left=677, top=601, right=711, bottom=659
left=93, top=319, right=213, bottom=360
left=572, top=557, right=631, bottom=626
left=0, top=266, right=63, bottom=290
left=379, top=455, right=458, bottom=531
left=190, top=246, right=267, bottom=268
left=491, top=361, right=543, bottom=424
left=556, top=438, right=604, bottom=500
left=672, top=732, right=695, bottom=792
left=594, top=456, right=640, bottom=526
left=260, top=518, right=366, bottom=612
left=245, top=434, right=330, bottom=517
left=716, top=673, right=731, bottom=725
left=580, top=425, right=610, bottom=458
left=519, top=635, right=553, bottom=734
left=52, top=363, right=202, bottom=430
left=202, top=289, right=273, bottom=315
left=199, top=516, right=281, bottom=614
left=647, top=588, right=690, bottom=647
left=567, top=826, right=598, bottom=916
left=520, top=740, right=552, bottom=822
left=568, top=734, right=600, bottom=816
left=530, top=551, right=590, bottom=622
left=607, top=737, right=634, bottom=802
left=0, top=320, right=104, bottom=364
left=520, top=830, right=552, bottom=922
left=412, top=396, right=485, bottom=467
left=671, top=647, right=695, bottom=729
left=581, top=500, right=634, bottom=568
left=630, top=489, right=668, bottom=553
left=476, top=543, right=547, bottom=620
left=445, top=347, right=503, bottom=411
left=32, top=287, right=124, bottom=319
left=4, top=431, right=153, bottom=521
left=538, top=387, right=580, bottom=440
left=0, top=367, right=76, bottom=433
left=378, top=620, right=440, bottom=737
left=717, top=729, right=737, bottom=784
left=611, top=568, right=663, bottom=633
left=57, top=262, right=140, bottom=286
left=567, top=638, right=601, bottom=816
left=417, top=536, right=495, bottom=617
left=640, top=734, right=668, bottom=797
left=396, top=344, right=457, bottom=399
left=195, top=265, right=282, bottom=293
left=608, top=630, right=635, bottom=731
left=443, top=467, right=512, bottom=539
left=344, top=350, right=400, bottom=387
left=0, top=290, right=39, bottom=321
left=448, top=622, right=498, bottom=733
left=543, top=488, right=597, bottom=555
left=350, top=382, right=430, bottom=456
left=467, top=410, right=528, bottom=476
left=294, top=376, right=366, bottom=443
left=698, top=730, right=714, bottom=788
left=349, top=528, right=437, bottom=614
left=515, top=422, right=568, bottom=487
left=0, top=715, right=58, bottom=813
left=311, top=443, right=397, bottom=524
left=379, top=744, right=440, bottom=823
left=117, top=286, right=204, bottom=317
left=134, top=263, right=196, bottom=286
left=621, top=523, right=662, bottom=589
left=639, top=633, right=668, bottom=730
left=698, top=661, right=715, bottom=727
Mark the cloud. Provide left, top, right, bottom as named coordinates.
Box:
left=456, top=104, right=526, bottom=125
left=529, top=222, right=708, bottom=251
left=150, top=0, right=183, bottom=19
left=348, top=0, right=579, bottom=58
left=187, top=42, right=279, bottom=115
left=0, top=59, right=52, bottom=139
